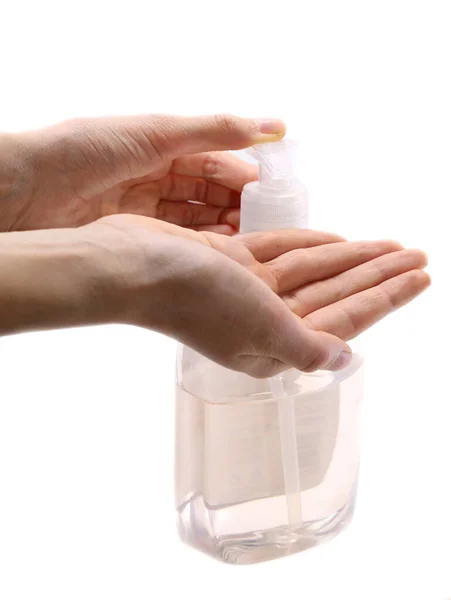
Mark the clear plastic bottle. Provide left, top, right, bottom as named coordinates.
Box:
left=174, top=140, right=364, bottom=564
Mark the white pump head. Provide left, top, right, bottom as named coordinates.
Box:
left=239, top=139, right=308, bottom=234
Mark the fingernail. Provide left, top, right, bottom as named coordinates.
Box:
left=328, top=350, right=353, bottom=371
left=253, top=119, right=286, bottom=142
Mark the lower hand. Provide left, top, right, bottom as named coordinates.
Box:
left=78, top=215, right=429, bottom=376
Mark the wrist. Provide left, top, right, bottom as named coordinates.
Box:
left=83, top=216, right=217, bottom=334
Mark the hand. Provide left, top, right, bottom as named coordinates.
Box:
left=0, top=217, right=348, bottom=377
left=0, top=214, right=429, bottom=376
left=81, top=214, right=429, bottom=375
left=0, top=114, right=284, bottom=233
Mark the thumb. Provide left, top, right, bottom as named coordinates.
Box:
left=147, top=114, right=287, bottom=156
left=275, top=318, right=353, bottom=374
left=47, top=114, right=285, bottom=185
left=103, top=114, right=286, bottom=160
left=240, top=314, right=353, bottom=379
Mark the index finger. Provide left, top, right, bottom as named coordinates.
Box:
left=238, top=229, right=346, bottom=262
left=171, top=151, right=258, bottom=192
left=303, top=269, right=431, bottom=340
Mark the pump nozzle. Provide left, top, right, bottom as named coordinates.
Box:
left=247, top=139, right=298, bottom=190
left=240, top=139, right=308, bottom=234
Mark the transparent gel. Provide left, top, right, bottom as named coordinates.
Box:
left=175, top=346, right=363, bottom=564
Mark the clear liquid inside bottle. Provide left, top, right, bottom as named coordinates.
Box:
left=175, top=346, right=364, bottom=564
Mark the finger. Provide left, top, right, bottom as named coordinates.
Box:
left=158, top=173, right=241, bottom=207
left=303, top=269, right=431, bottom=340
left=284, top=249, right=428, bottom=317
left=171, top=152, right=258, bottom=192
left=49, top=115, right=284, bottom=187
left=156, top=201, right=239, bottom=228
left=269, top=240, right=403, bottom=294
left=238, top=229, right=346, bottom=262
left=275, top=327, right=353, bottom=374
left=135, top=114, right=286, bottom=158
left=237, top=320, right=353, bottom=378
left=191, top=224, right=236, bottom=235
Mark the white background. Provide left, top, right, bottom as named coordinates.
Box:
left=0, top=1, right=449, bottom=598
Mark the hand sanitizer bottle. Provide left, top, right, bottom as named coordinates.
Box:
left=175, top=140, right=364, bottom=564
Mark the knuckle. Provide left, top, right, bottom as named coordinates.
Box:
left=201, top=152, right=223, bottom=179
left=144, top=117, right=175, bottom=158
left=373, top=261, right=389, bottom=281
left=194, top=177, right=208, bottom=203
left=283, top=291, right=303, bottom=313
left=118, top=117, right=171, bottom=166
left=266, top=261, right=285, bottom=289
left=214, top=114, right=244, bottom=138
left=302, top=347, right=330, bottom=372
left=181, top=204, right=199, bottom=227
left=117, top=116, right=176, bottom=167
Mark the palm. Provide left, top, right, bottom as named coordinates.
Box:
left=203, top=228, right=429, bottom=341
left=100, top=214, right=429, bottom=343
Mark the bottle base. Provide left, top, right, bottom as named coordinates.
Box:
left=177, top=493, right=356, bottom=565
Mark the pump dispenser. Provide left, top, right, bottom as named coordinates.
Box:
left=175, top=139, right=364, bottom=564
left=240, top=139, right=308, bottom=233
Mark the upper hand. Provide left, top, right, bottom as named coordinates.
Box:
left=0, top=114, right=284, bottom=233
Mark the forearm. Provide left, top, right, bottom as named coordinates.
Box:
left=0, top=228, right=117, bottom=335
left=0, top=220, right=197, bottom=337
left=0, top=132, right=34, bottom=232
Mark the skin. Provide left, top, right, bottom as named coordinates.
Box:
left=0, top=114, right=430, bottom=377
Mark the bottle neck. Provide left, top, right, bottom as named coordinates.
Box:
left=239, top=179, right=309, bottom=234
left=258, top=164, right=292, bottom=191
